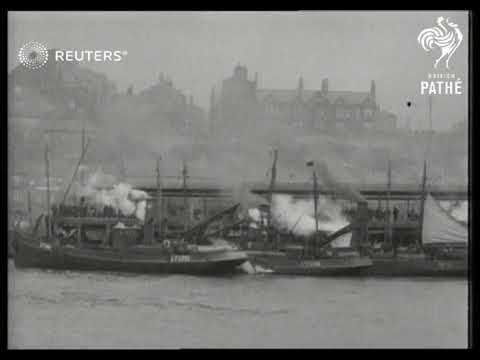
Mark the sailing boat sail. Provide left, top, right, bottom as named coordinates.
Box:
left=422, top=194, right=468, bottom=246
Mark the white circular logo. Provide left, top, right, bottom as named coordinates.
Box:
left=18, top=41, right=49, bottom=69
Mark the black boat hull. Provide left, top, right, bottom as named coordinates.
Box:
left=248, top=251, right=467, bottom=277
left=247, top=252, right=373, bottom=276
left=14, top=234, right=247, bottom=276
left=361, top=257, right=467, bottom=277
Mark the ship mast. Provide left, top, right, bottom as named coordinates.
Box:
left=418, top=94, right=433, bottom=251
left=418, top=160, right=427, bottom=251
left=384, top=158, right=393, bottom=255
left=267, top=149, right=278, bottom=247
left=156, top=157, right=162, bottom=242
left=312, top=166, right=319, bottom=256
left=80, top=121, right=87, bottom=186
left=182, top=160, right=189, bottom=234
left=45, top=143, right=51, bottom=242
left=119, top=153, right=127, bottom=182
left=61, top=138, right=90, bottom=206
left=306, top=160, right=319, bottom=257
left=27, top=186, right=32, bottom=227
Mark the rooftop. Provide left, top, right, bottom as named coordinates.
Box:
left=256, top=89, right=372, bottom=105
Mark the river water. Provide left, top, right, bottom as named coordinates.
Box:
left=8, top=260, right=468, bottom=348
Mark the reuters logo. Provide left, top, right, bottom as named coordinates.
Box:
left=18, top=41, right=49, bottom=70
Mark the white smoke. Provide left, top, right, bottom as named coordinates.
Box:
left=74, top=169, right=151, bottom=222
left=271, top=194, right=349, bottom=236
left=248, top=208, right=261, bottom=222
left=135, top=200, right=147, bottom=222
left=248, top=208, right=259, bottom=229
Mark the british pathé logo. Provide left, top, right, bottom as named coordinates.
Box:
left=18, top=41, right=49, bottom=69
left=417, top=17, right=463, bottom=96
left=417, top=16, right=463, bottom=69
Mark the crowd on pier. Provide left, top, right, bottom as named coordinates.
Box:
left=51, top=198, right=137, bottom=219
left=342, top=205, right=421, bottom=223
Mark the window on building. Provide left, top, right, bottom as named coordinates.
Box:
left=314, top=110, right=326, bottom=129
left=336, top=107, right=349, bottom=120
left=363, top=108, right=374, bottom=120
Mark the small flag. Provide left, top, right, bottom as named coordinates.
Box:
left=306, top=161, right=314, bottom=167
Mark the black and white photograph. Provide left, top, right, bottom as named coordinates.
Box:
left=7, top=10, right=470, bottom=348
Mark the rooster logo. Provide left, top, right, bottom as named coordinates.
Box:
left=417, top=17, right=463, bottom=69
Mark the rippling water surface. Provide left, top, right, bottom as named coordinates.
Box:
left=8, top=260, right=468, bottom=348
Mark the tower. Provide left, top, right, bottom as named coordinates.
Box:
left=297, top=76, right=304, bottom=100
left=234, top=64, right=248, bottom=80
left=370, top=80, right=376, bottom=102
left=321, top=78, right=329, bottom=94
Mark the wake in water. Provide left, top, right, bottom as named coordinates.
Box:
left=239, top=261, right=273, bottom=274
left=166, top=298, right=288, bottom=316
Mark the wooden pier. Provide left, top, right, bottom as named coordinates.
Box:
left=134, top=181, right=467, bottom=201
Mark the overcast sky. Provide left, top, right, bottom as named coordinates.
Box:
left=8, top=11, right=469, bottom=130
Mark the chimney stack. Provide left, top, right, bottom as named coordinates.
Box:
left=210, top=87, right=215, bottom=107
left=370, top=80, right=376, bottom=102
left=297, top=76, right=304, bottom=99
left=209, top=87, right=216, bottom=135
left=321, top=78, right=329, bottom=94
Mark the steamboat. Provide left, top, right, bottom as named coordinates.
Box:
left=244, top=152, right=373, bottom=276
left=12, top=144, right=248, bottom=276
left=241, top=152, right=467, bottom=277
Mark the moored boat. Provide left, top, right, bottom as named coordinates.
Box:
left=13, top=229, right=248, bottom=275
left=13, top=201, right=248, bottom=276
left=363, top=190, right=468, bottom=277
left=244, top=157, right=467, bottom=277
left=364, top=255, right=466, bottom=277
left=13, top=146, right=247, bottom=276
left=247, top=249, right=373, bottom=276
left=244, top=155, right=373, bottom=276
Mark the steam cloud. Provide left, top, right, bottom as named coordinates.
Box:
left=248, top=208, right=262, bottom=225
left=74, top=168, right=151, bottom=222
left=271, top=194, right=349, bottom=236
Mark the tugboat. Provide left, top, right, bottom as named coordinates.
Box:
left=248, top=223, right=373, bottom=276
left=13, top=145, right=248, bottom=275
left=13, top=204, right=248, bottom=275
left=245, top=154, right=372, bottom=276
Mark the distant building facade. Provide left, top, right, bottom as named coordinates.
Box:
left=8, top=49, right=117, bottom=121
left=135, top=73, right=206, bottom=134
left=211, top=65, right=397, bottom=134
left=216, top=65, right=260, bottom=133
